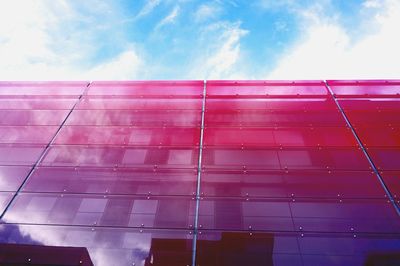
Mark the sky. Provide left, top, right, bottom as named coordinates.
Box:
left=0, top=0, right=399, bottom=80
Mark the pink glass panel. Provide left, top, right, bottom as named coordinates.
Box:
left=55, top=126, right=200, bottom=146
left=0, top=96, right=77, bottom=110
left=345, top=110, right=400, bottom=125
left=0, top=166, right=31, bottom=191
left=198, top=197, right=399, bottom=233
left=206, top=98, right=337, bottom=111
left=0, top=110, right=69, bottom=126
left=41, top=146, right=199, bottom=168
left=202, top=148, right=370, bottom=170
left=0, top=144, right=45, bottom=166
left=66, top=110, right=201, bottom=126
left=353, top=126, right=400, bottom=147
left=23, top=167, right=197, bottom=196
left=3, top=193, right=195, bottom=229
left=87, top=81, right=203, bottom=97
left=0, top=224, right=193, bottom=266
left=0, top=81, right=87, bottom=96
left=200, top=170, right=386, bottom=198
left=328, top=80, right=400, bottom=97
left=203, top=127, right=357, bottom=147
left=207, top=81, right=327, bottom=96
left=339, top=98, right=400, bottom=110
left=0, top=126, right=58, bottom=144
left=77, top=97, right=202, bottom=110
left=204, top=110, right=344, bottom=127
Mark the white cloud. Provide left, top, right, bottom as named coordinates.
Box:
left=0, top=0, right=143, bottom=80
left=267, top=0, right=400, bottom=79
left=194, top=3, right=221, bottom=22
left=188, top=22, right=249, bottom=79
left=135, top=0, right=161, bottom=19
left=87, top=49, right=143, bottom=80
left=155, top=5, right=180, bottom=30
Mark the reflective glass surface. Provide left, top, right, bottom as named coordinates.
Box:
left=0, top=80, right=399, bottom=266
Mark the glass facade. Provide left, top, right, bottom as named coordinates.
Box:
left=0, top=80, right=399, bottom=266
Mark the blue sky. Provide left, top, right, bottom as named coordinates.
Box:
left=0, top=0, right=399, bottom=80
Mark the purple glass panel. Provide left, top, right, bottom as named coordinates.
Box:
left=55, top=126, right=200, bottom=146
left=328, top=80, right=400, bottom=97
left=368, top=149, right=400, bottom=171
left=204, top=127, right=356, bottom=147
left=3, top=193, right=195, bottom=229
left=198, top=197, right=399, bottom=233
left=23, top=167, right=197, bottom=196
left=0, top=126, right=58, bottom=144
left=0, top=81, right=87, bottom=96
left=0, top=224, right=193, bottom=266
left=0, top=96, right=77, bottom=110
left=41, top=146, right=198, bottom=168
left=207, top=80, right=327, bottom=96
left=196, top=231, right=302, bottom=266
left=204, top=110, right=344, bottom=127
left=66, top=110, right=201, bottom=127
left=202, top=148, right=370, bottom=170
left=0, top=166, right=31, bottom=191
left=87, top=81, right=203, bottom=97
left=0, top=110, right=69, bottom=126
left=200, top=170, right=386, bottom=198
left=0, top=192, right=13, bottom=214
left=77, top=97, right=202, bottom=110
left=380, top=171, right=400, bottom=198
left=0, top=144, right=45, bottom=166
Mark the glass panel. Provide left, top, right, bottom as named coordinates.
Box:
left=204, top=127, right=356, bottom=147
left=87, top=81, right=203, bottom=96
left=0, top=81, right=87, bottom=96
left=23, top=167, right=197, bottom=196
left=0, top=126, right=58, bottom=144
left=77, top=97, right=202, bottom=110
left=0, top=144, right=45, bottom=166
left=198, top=198, right=399, bottom=233
left=0, top=166, right=31, bottom=191
left=339, top=98, right=400, bottom=111
left=200, top=170, right=386, bottom=198
left=380, top=171, right=400, bottom=199
left=0, top=224, right=193, bottom=266
left=3, top=193, right=195, bottom=229
left=0, top=110, right=69, bottom=126
left=202, top=148, right=370, bottom=170
left=327, top=80, right=400, bottom=97
left=206, top=98, right=337, bottom=111
left=204, top=110, right=344, bottom=127
left=55, top=126, right=200, bottom=146
left=0, top=96, right=77, bottom=110
left=66, top=110, right=201, bottom=126
left=0, top=192, right=13, bottom=214
left=368, top=149, right=400, bottom=171
left=196, top=230, right=302, bottom=266
left=346, top=110, right=400, bottom=125
left=353, top=126, right=400, bottom=147
left=206, top=81, right=327, bottom=96
left=41, top=146, right=199, bottom=168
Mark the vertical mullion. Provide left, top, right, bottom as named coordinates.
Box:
left=192, top=80, right=207, bottom=266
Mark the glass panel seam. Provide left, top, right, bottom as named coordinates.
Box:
left=0, top=82, right=92, bottom=219
left=324, top=80, right=400, bottom=215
